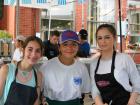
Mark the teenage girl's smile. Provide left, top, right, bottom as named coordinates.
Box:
left=24, top=41, right=42, bottom=65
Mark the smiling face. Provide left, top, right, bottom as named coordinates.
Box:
left=96, top=28, right=115, bottom=52
left=59, top=40, right=79, bottom=59
left=23, top=40, right=42, bottom=65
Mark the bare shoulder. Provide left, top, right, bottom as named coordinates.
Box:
left=0, top=64, right=9, bottom=75
left=0, top=64, right=9, bottom=84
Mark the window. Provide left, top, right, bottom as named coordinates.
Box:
left=129, top=13, right=140, bottom=34
left=126, top=4, right=140, bottom=51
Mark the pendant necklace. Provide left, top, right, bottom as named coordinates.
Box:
left=17, top=69, right=32, bottom=83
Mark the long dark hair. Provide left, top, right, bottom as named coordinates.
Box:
left=96, top=24, right=117, bottom=50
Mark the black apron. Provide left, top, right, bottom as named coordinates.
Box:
left=46, top=97, right=81, bottom=105
left=4, top=63, right=38, bottom=105
left=95, top=51, right=130, bottom=105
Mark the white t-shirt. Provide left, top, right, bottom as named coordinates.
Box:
left=12, top=48, right=23, bottom=62
left=40, top=57, right=90, bottom=101
left=90, top=52, right=140, bottom=99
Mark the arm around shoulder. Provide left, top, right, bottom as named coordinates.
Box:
left=81, top=63, right=91, bottom=93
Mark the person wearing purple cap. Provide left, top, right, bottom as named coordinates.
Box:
left=40, top=30, right=90, bottom=105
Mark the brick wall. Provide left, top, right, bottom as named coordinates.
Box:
left=0, top=6, right=40, bottom=38
left=0, top=6, right=16, bottom=36
left=75, top=2, right=88, bottom=32
left=0, top=6, right=7, bottom=30
left=122, top=0, right=127, bottom=20
left=127, top=53, right=140, bottom=64
left=115, top=0, right=128, bottom=52
left=19, top=7, right=40, bottom=37
left=115, top=0, right=127, bottom=23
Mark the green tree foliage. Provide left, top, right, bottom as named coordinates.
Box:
left=0, top=30, right=12, bottom=39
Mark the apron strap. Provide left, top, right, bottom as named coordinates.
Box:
left=95, top=51, right=116, bottom=74
left=46, top=97, right=81, bottom=105
left=32, top=67, right=38, bottom=87
left=111, top=51, right=116, bottom=73
left=95, top=56, right=101, bottom=74
left=15, top=61, right=20, bottom=77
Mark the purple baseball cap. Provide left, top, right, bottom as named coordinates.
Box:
left=59, top=30, right=79, bottom=44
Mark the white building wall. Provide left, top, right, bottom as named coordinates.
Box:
left=98, top=0, right=115, bottom=22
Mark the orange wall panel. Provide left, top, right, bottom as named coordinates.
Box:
left=0, top=6, right=15, bottom=37
left=7, top=6, right=16, bottom=36
left=0, top=6, right=40, bottom=38
left=75, top=2, right=88, bottom=32
left=19, top=7, right=40, bottom=37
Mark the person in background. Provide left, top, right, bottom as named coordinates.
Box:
left=90, top=24, right=140, bottom=105
left=12, top=35, right=26, bottom=63
left=0, top=36, right=43, bottom=105
left=77, top=29, right=90, bottom=105
left=43, top=30, right=60, bottom=59
left=41, top=30, right=90, bottom=105
left=77, top=29, right=90, bottom=58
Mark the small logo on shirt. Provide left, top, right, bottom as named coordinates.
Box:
left=49, top=51, right=55, bottom=56
left=73, top=77, right=82, bottom=85
left=97, top=80, right=110, bottom=87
